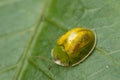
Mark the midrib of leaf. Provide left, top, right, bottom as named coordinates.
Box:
left=13, top=0, right=53, bottom=80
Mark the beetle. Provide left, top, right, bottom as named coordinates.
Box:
left=51, top=27, right=96, bottom=66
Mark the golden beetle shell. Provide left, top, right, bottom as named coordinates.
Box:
left=51, top=27, right=96, bottom=66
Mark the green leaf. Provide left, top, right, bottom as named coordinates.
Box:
left=0, top=0, right=120, bottom=80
